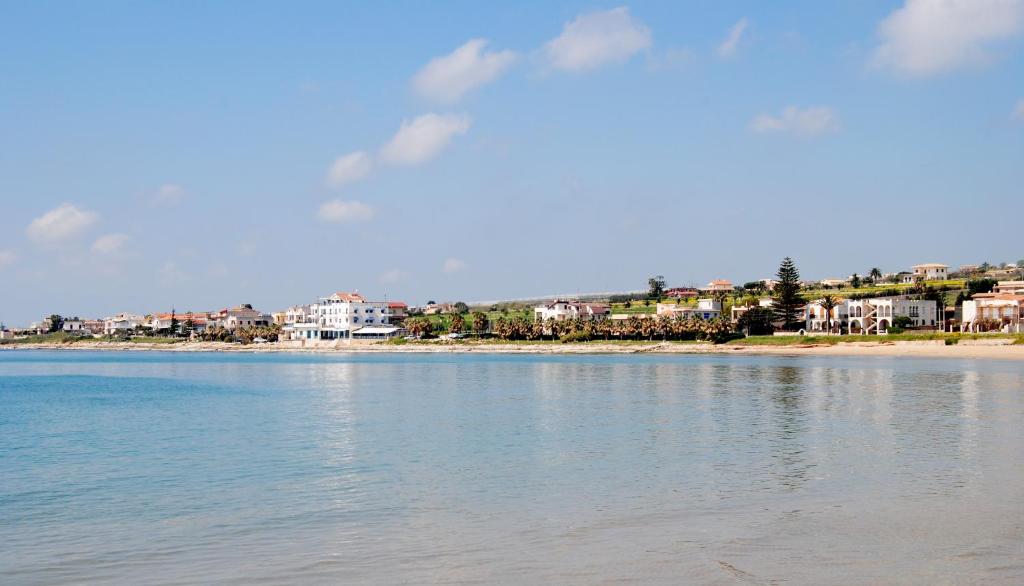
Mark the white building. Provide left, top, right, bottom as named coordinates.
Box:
left=282, top=291, right=392, bottom=341
left=104, top=313, right=146, bottom=335
left=62, top=318, right=84, bottom=333
left=702, top=279, right=733, bottom=293
left=656, top=299, right=722, bottom=320
left=903, top=263, right=948, bottom=283
left=847, top=297, right=939, bottom=334
left=534, top=300, right=610, bottom=323
left=208, top=306, right=272, bottom=331
left=804, top=299, right=849, bottom=334
left=730, top=298, right=773, bottom=322
left=961, top=294, right=1024, bottom=333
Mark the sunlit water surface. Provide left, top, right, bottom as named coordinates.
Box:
left=1, top=351, right=1023, bottom=584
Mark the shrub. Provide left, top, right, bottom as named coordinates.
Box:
left=560, top=330, right=592, bottom=343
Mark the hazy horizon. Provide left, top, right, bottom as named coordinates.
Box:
left=2, top=1, right=1023, bottom=325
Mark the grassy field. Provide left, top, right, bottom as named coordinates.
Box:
left=798, top=279, right=966, bottom=300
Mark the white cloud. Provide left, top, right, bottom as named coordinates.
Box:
left=1013, top=99, right=1024, bottom=121
left=717, top=18, right=749, bottom=58
left=872, top=0, right=1024, bottom=76
left=442, top=258, right=467, bottom=274
left=326, top=151, right=373, bottom=188
left=379, top=113, right=472, bottom=166
left=543, top=7, right=652, bottom=72
left=317, top=199, right=375, bottom=223
left=92, top=233, right=129, bottom=254
left=26, top=203, right=99, bottom=244
left=153, top=183, right=185, bottom=206
left=413, top=39, right=517, bottom=103
left=380, top=268, right=408, bottom=284
left=0, top=249, right=15, bottom=268
left=750, top=106, right=840, bottom=137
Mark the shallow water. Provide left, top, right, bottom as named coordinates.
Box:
left=1, top=351, right=1022, bottom=584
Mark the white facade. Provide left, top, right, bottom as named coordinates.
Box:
left=847, top=297, right=938, bottom=334
left=62, top=319, right=84, bottom=332
left=104, top=313, right=145, bottom=335
left=961, top=294, right=1024, bottom=333
left=994, top=281, right=1024, bottom=295
left=804, top=300, right=849, bottom=333
left=282, top=292, right=391, bottom=341
left=906, top=263, right=949, bottom=283
left=534, top=300, right=610, bottom=323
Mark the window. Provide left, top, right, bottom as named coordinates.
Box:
left=909, top=306, right=919, bottom=317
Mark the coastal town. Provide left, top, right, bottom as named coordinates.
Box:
left=3, top=258, right=1023, bottom=347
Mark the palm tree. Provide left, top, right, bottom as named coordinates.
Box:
left=869, top=267, right=882, bottom=281
left=818, top=294, right=840, bottom=334
left=471, top=312, right=489, bottom=336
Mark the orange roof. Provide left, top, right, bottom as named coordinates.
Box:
left=708, top=279, right=732, bottom=286
left=388, top=301, right=407, bottom=308
left=334, top=292, right=366, bottom=302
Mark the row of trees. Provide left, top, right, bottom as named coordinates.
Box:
left=404, top=313, right=739, bottom=343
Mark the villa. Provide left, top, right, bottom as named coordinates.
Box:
left=62, top=318, right=84, bottom=333
left=208, top=306, right=272, bottom=331
left=535, top=300, right=610, bottom=323
left=902, top=263, right=948, bottom=283
left=961, top=294, right=1024, bottom=333
left=702, top=279, right=733, bottom=293
left=103, top=313, right=146, bottom=335
left=730, top=298, right=773, bottom=323
left=656, top=299, right=722, bottom=320
left=150, top=312, right=209, bottom=334
left=804, top=299, right=850, bottom=334
left=664, top=287, right=699, bottom=299
left=847, top=296, right=939, bottom=334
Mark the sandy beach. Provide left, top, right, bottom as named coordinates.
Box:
left=4, top=338, right=1023, bottom=360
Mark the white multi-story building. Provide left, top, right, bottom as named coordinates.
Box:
left=535, top=300, right=610, bottom=323
left=804, top=299, right=849, bottom=333
left=847, top=296, right=939, bottom=334
left=208, top=306, right=272, bottom=331
left=283, top=292, right=392, bottom=341
left=903, top=263, right=948, bottom=283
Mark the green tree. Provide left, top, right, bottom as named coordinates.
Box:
left=647, top=275, right=666, bottom=300
left=850, top=273, right=861, bottom=289
left=773, top=257, right=803, bottom=329
left=183, top=313, right=195, bottom=337
left=453, top=301, right=469, bottom=314
left=869, top=267, right=882, bottom=280
left=818, top=294, right=840, bottom=334
left=47, top=314, right=64, bottom=333
left=169, top=309, right=179, bottom=338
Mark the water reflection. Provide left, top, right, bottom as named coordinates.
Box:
left=1, top=352, right=1023, bottom=584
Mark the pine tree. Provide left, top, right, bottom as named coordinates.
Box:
left=773, top=257, right=802, bottom=329
left=169, top=309, right=179, bottom=338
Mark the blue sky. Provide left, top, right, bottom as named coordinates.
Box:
left=1, top=1, right=1022, bottom=324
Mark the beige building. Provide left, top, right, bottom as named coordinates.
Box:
left=903, top=263, right=948, bottom=283
left=961, top=294, right=1024, bottom=333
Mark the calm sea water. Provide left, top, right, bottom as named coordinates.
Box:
left=1, top=351, right=1023, bottom=585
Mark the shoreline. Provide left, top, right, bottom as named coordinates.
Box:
left=3, top=339, right=1023, bottom=360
